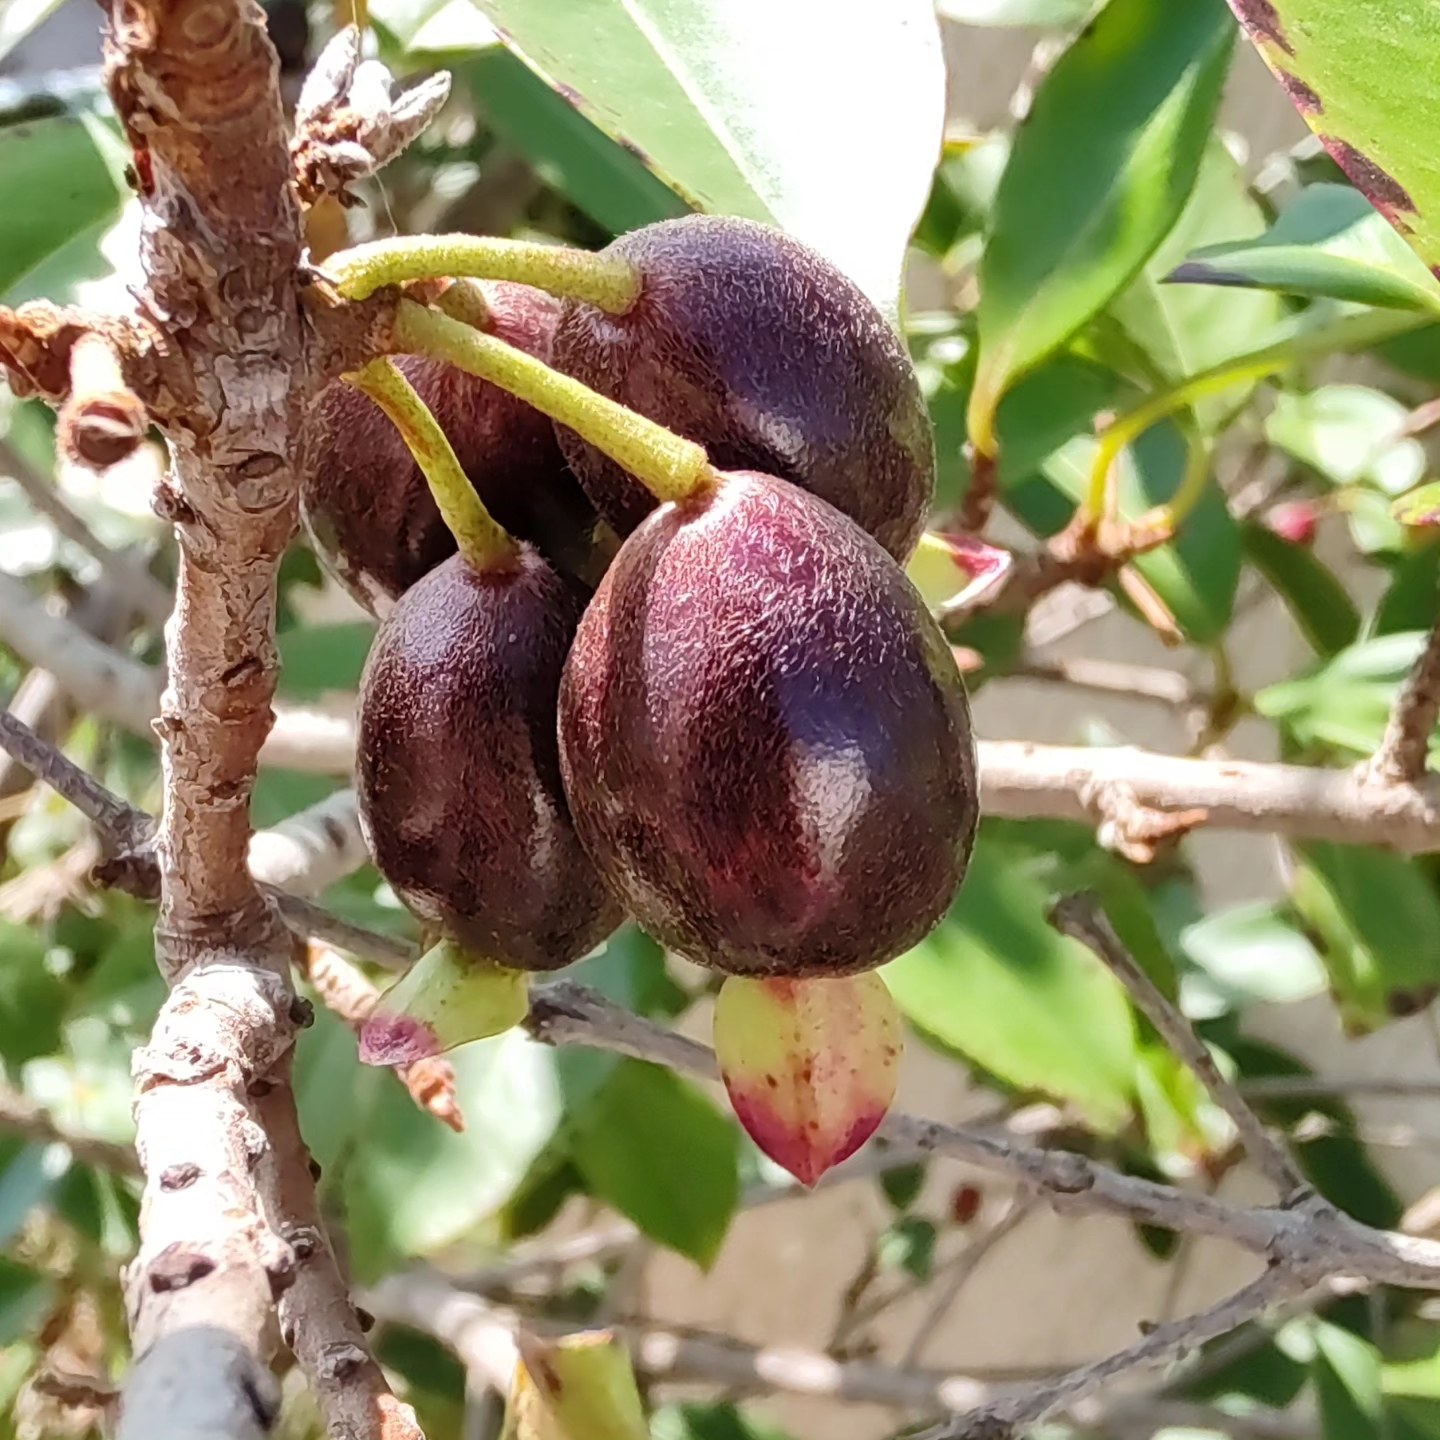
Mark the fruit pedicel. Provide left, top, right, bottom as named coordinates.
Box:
left=329, top=219, right=980, bottom=1185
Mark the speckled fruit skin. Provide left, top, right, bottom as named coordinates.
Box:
left=301, top=281, right=603, bottom=615
left=558, top=470, right=977, bottom=980
left=549, top=215, right=934, bottom=563
left=358, top=547, right=621, bottom=970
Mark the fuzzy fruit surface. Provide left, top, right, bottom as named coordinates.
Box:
left=550, top=216, right=934, bottom=562
left=301, top=281, right=603, bottom=615
left=559, top=470, right=978, bottom=979
left=359, top=547, right=621, bottom=969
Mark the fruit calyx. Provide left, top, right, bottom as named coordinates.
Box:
left=359, top=939, right=530, bottom=1065
left=327, top=232, right=642, bottom=314
left=713, top=972, right=903, bottom=1186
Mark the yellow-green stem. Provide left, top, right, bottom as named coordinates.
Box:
left=345, top=358, right=517, bottom=571
left=329, top=234, right=642, bottom=313
left=1082, top=307, right=1432, bottom=524
left=394, top=300, right=715, bottom=506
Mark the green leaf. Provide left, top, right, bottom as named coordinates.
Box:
left=1258, top=631, right=1435, bottom=760
left=1180, top=901, right=1327, bottom=1009
left=468, top=0, right=945, bottom=314
left=1173, top=181, right=1440, bottom=312
left=1242, top=519, right=1361, bottom=657
left=468, top=48, right=686, bottom=235
left=969, top=0, right=1233, bottom=440
left=0, top=920, right=65, bottom=1066
left=343, top=1030, right=560, bottom=1277
left=1313, top=1322, right=1385, bottom=1440
left=371, top=0, right=499, bottom=51
left=876, top=1216, right=937, bottom=1280
left=1377, top=549, right=1440, bottom=635
left=0, top=114, right=128, bottom=302
left=0, top=1257, right=54, bottom=1348
left=276, top=622, right=375, bottom=699
left=1227, top=0, right=1440, bottom=273
left=570, top=1060, right=739, bottom=1268
left=1266, top=385, right=1425, bottom=495
left=651, top=1402, right=796, bottom=1440
left=1110, top=138, right=1283, bottom=428
left=938, top=0, right=1098, bottom=24
left=879, top=1163, right=927, bottom=1213
left=1290, top=842, right=1440, bottom=1033
left=885, top=839, right=1138, bottom=1131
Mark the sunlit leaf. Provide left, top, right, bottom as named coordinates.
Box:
left=468, top=0, right=945, bottom=313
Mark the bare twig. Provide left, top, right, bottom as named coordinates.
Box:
left=247, top=787, right=366, bottom=896
left=56, top=331, right=149, bottom=471
left=1005, top=654, right=1203, bottom=710
left=921, top=1268, right=1308, bottom=1440
left=0, top=438, right=172, bottom=626
left=1048, top=894, right=1311, bottom=1203
left=0, top=570, right=355, bottom=772
left=1367, top=611, right=1440, bottom=787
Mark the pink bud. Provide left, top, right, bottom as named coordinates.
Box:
left=1263, top=501, right=1318, bottom=547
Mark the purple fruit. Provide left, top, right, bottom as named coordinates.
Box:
left=558, top=470, right=977, bottom=979
left=301, top=281, right=607, bottom=615
left=358, top=547, right=621, bottom=969
left=550, top=216, right=934, bottom=562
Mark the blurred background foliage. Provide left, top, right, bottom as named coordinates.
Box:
left=6, top=0, right=1440, bottom=1436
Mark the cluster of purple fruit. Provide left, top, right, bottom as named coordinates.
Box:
left=304, top=216, right=980, bottom=1174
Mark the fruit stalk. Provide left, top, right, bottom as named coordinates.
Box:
left=328, top=233, right=642, bottom=313
left=393, top=300, right=715, bottom=506
left=344, top=357, right=518, bottom=571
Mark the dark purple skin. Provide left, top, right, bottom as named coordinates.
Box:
left=301, top=280, right=608, bottom=616
left=358, top=546, right=621, bottom=970
left=549, top=215, right=935, bottom=563
left=558, top=470, right=977, bottom=980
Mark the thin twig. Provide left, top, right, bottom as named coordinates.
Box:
left=1367, top=611, right=1440, bottom=787
left=920, top=1268, right=1308, bottom=1440
left=1048, top=894, right=1311, bottom=1203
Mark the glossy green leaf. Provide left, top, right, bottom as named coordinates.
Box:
left=0, top=114, right=128, bottom=302
left=570, top=1060, right=739, bottom=1267
left=343, top=1030, right=560, bottom=1277
left=1266, top=385, right=1425, bottom=495
left=469, top=0, right=945, bottom=313
left=1258, top=631, right=1436, bottom=760
left=968, top=0, right=1233, bottom=443
left=1226, top=0, right=1440, bottom=272
left=1242, top=519, right=1361, bottom=657
left=1313, top=1322, right=1385, bottom=1440
left=1173, top=182, right=1440, bottom=311
left=1377, top=548, right=1440, bottom=635
left=1289, top=842, right=1440, bottom=1032
left=885, top=839, right=1138, bottom=1131
left=1110, top=139, right=1283, bottom=430
left=937, top=0, right=1097, bottom=24
left=468, top=48, right=687, bottom=235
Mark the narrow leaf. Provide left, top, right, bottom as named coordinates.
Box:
left=1227, top=0, right=1440, bottom=272
left=969, top=0, right=1233, bottom=446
